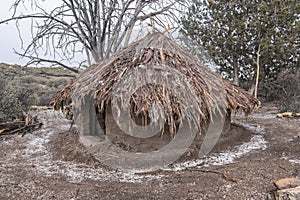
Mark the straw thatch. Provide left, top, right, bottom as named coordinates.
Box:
left=51, top=32, right=258, bottom=136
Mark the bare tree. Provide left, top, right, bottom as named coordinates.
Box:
left=1, top=0, right=186, bottom=72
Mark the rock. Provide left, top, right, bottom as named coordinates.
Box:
left=275, top=186, right=300, bottom=200
left=275, top=178, right=300, bottom=190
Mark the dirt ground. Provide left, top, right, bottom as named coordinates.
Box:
left=0, top=103, right=299, bottom=199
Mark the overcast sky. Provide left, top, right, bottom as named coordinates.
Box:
left=0, top=0, right=62, bottom=66
left=0, top=1, right=186, bottom=67
left=0, top=1, right=26, bottom=65
left=0, top=0, right=146, bottom=67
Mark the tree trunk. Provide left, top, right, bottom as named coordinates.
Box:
left=233, top=61, right=239, bottom=86
left=254, top=44, right=261, bottom=99
left=248, top=83, right=255, bottom=96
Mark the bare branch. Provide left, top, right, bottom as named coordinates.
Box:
left=15, top=51, right=79, bottom=73
left=137, top=2, right=175, bottom=21
left=1, top=0, right=187, bottom=71
left=35, top=71, right=76, bottom=78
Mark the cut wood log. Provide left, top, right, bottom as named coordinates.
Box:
left=293, top=113, right=300, bottom=117
left=0, top=129, right=8, bottom=133
left=0, top=121, right=25, bottom=129
left=0, top=116, right=43, bottom=137
left=276, top=112, right=300, bottom=118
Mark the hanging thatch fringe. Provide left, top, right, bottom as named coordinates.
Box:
left=50, top=32, right=258, bottom=135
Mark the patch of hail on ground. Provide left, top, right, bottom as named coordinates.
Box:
left=231, top=120, right=265, bottom=134
left=5, top=111, right=165, bottom=183
left=2, top=110, right=269, bottom=182
left=288, top=159, right=300, bottom=164
left=0, top=168, right=16, bottom=187
left=251, top=113, right=277, bottom=119
left=0, top=137, right=14, bottom=146
left=164, top=135, right=267, bottom=172
left=162, top=121, right=268, bottom=172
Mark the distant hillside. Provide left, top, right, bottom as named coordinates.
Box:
left=0, top=63, right=75, bottom=121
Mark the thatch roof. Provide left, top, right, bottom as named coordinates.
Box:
left=51, top=32, right=258, bottom=135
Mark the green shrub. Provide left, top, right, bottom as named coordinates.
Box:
left=0, top=79, right=24, bottom=122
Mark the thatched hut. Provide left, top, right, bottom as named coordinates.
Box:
left=51, top=32, right=258, bottom=154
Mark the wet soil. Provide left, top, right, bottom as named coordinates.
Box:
left=0, top=103, right=299, bottom=199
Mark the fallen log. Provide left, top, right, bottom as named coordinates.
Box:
left=0, top=121, right=25, bottom=130
left=0, top=115, right=43, bottom=137
left=0, top=122, right=43, bottom=136
left=276, top=112, right=300, bottom=118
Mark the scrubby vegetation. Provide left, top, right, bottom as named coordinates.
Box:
left=271, top=68, right=300, bottom=112
left=0, top=63, right=74, bottom=122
